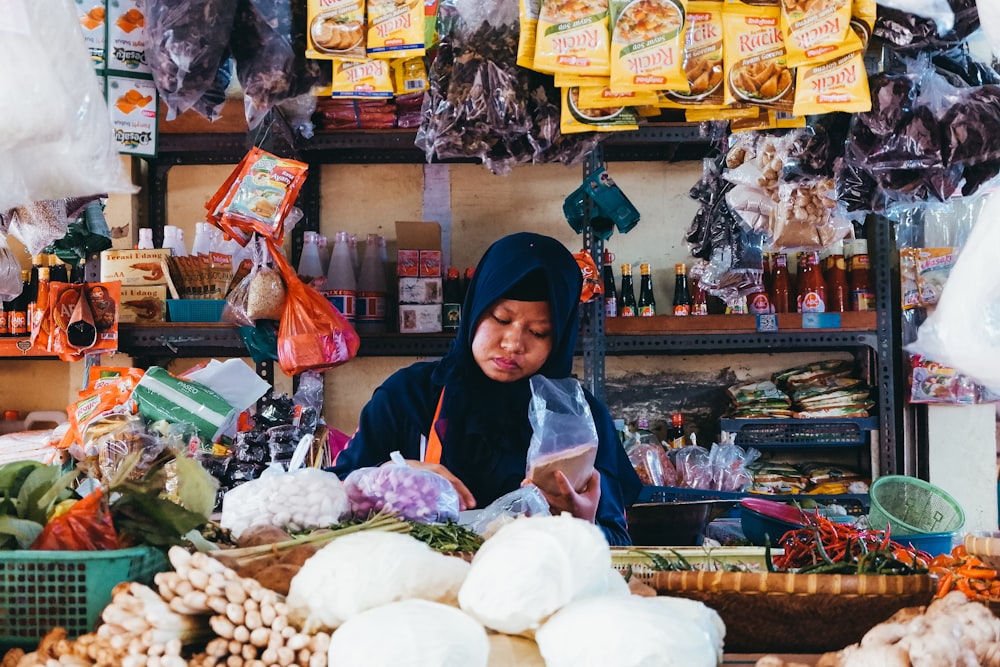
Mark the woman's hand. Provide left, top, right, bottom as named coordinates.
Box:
left=391, top=459, right=478, bottom=510
left=533, top=470, right=602, bottom=524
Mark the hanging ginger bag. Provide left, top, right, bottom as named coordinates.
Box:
left=266, top=238, right=360, bottom=375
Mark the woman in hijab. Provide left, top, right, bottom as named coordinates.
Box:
left=333, top=232, right=641, bottom=545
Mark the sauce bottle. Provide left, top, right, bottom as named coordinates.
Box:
left=797, top=251, right=827, bottom=313
left=672, top=263, right=692, bottom=316
left=823, top=241, right=848, bottom=313
left=602, top=250, right=618, bottom=318
left=442, top=267, right=463, bottom=333
left=638, top=263, right=656, bottom=316
left=667, top=413, right=686, bottom=448
left=770, top=253, right=793, bottom=313
left=9, top=270, right=29, bottom=337
left=849, top=239, right=875, bottom=311
left=620, top=264, right=637, bottom=317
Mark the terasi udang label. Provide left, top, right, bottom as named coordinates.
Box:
left=609, top=0, right=688, bottom=92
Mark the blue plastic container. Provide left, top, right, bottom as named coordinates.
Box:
left=739, top=506, right=804, bottom=546
left=893, top=532, right=956, bottom=557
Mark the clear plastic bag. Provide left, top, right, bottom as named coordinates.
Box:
left=343, top=451, right=461, bottom=523
left=525, top=375, right=599, bottom=495
left=907, top=190, right=1000, bottom=393
left=627, top=443, right=678, bottom=487
left=144, top=0, right=239, bottom=120
left=468, top=485, right=551, bottom=539
left=0, top=234, right=22, bottom=301
left=0, top=0, right=132, bottom=212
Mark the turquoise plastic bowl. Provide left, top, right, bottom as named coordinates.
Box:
left=739, top=506, right=804, bottom=546
left=893, top=532, right=956, bottom=557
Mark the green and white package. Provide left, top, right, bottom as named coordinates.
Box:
left=132, top=366, right=236, bottom=441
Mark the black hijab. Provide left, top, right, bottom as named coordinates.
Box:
left=430, top=232, right=582, bottom=479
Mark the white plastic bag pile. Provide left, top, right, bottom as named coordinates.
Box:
left=284, top=513, right=726, bottom=667
left=0, top=0, right=132, bottom=214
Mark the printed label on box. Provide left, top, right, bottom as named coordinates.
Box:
left=398, top=277, right=442, bottom=304
left=77, top=0, right=107, bottom=67
left=119, top=285, right=166, bottom=322
left=107, top=75, right=158, bottom=157
left=399, top=305, right=441, bottom=333
left=397, top=249, right=420, bottom=277
left=100, top=248, right=172, bottom=285
left=107, top=0, right=150, bottom=75
left=419, top=250, right=442, bottom=277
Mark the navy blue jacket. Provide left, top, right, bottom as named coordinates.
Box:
left=333, top=232, right=641, bottom=545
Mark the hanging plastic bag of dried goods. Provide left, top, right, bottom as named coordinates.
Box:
left=525, top=375, right=599, bottom=497
left=230, top=0, right=327, bottom=128
left=0, top=233, right=21, bottom=301
left=874, top=0, right=979, bottom=53
left=265, top=238, right=360, bottom=376
left=143, top=0, right=239, bottom=120
left=0, top=0, right=132, bottom=212
left=416, top=0, right=529, bottom=170
left=907, top=191, right=1000, bottom=393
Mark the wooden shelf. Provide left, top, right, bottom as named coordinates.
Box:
left=0, top=336, right=58, bottom=359
left=606, top=312, right=878, bottom=336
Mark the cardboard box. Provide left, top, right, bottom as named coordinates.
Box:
left=395, top=221, right=441, bottom=278
left=118, top=286, right=168, bottom=323
left=398, top=277, right=442, bottom=305
left=100, top=249, right=172, bottom=285
left=399, top=305, right=442, bottom=333
left=419, top=250, right=442, bottom=277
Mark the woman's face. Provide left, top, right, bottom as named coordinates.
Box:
left=472, top=298, right=554, bottom=383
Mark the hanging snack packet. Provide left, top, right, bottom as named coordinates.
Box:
left=307, top=0, right=366, bottom=62
left=722, top=0, right=794, bottom=112
left=517, top=0, right=543, bottom=69
left=791, top=17, right=871, bottom=116
left=577, top=85, right=658, bottom=108
left=560, top=87, right=640, bottom=134
left=215, top=149, right=309, bottom=244
left=366, top=0, right=425, bottom=60
left=661, top=1, right=725, bottom=107
left=534, top=0, right=612, bottom=76
left=609, top=0, right=688, bottom=93
left=781, top=0, right=860, bottom=68
left=330, top=58, right=396, bottom=98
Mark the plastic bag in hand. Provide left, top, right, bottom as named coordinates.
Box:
left=343, top=452, right=460, bottom=523
left=525, top=375, right=599, bottom=495
left=907, top=190, right=1000, bottom=392
left=468, top=485, right=551, bottom=539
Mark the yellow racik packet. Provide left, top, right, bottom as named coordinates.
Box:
left=781, top=0, right=861, bottom=68
left=561, top=87, right=640, bottom=133
left=307, top=0, right=367, bottom=62
left=722, top=0, right=794, bottom=112
left=534, top=0, right=612, bottom=76
left=578, top=85, right=660, bottom=107
left=609, top=0, right=689, bottom=93
left=367, top=0, right=426, bottom=60
left=661, top=1, right=725, bottom=107
left=791, top=16, right=871, bottom=115
left=331, top=58, right=396, bottom=98
left=518, top=0, right=544, bottom=69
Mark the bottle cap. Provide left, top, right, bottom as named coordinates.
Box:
left=303, top=231, right=318, bottom=243
left=4, top=410, right=19, bottom=421
left=447, top=267, right=460, bottom=279
left=640, top=263, right=651, bottom=273
left=603, top=249, right=614, bottom=264
left=675, top=263, right=687, bottom=274
left=621, top=263, right=632, bottom=274
left=670, top=413, right=683, bottom=426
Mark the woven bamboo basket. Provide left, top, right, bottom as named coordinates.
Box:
left=650, top=570, right=936, bottom=653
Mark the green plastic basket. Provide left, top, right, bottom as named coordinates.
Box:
left=868, top=475, right=965, bottom=535
left=0, top=546, right=169, bottom=648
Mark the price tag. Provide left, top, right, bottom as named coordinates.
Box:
left=802, top=313, right=842, bottom=329
left=756, top=314, right=779, bottom=332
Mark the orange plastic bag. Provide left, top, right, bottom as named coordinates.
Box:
left=31, top=488, right=121, bottom=551
left=266, top=238, right=360, bottom=375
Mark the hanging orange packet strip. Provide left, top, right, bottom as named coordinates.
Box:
left=722, top=0, right=794, bottom=113
left=217, top=149, right=309, bottom=244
